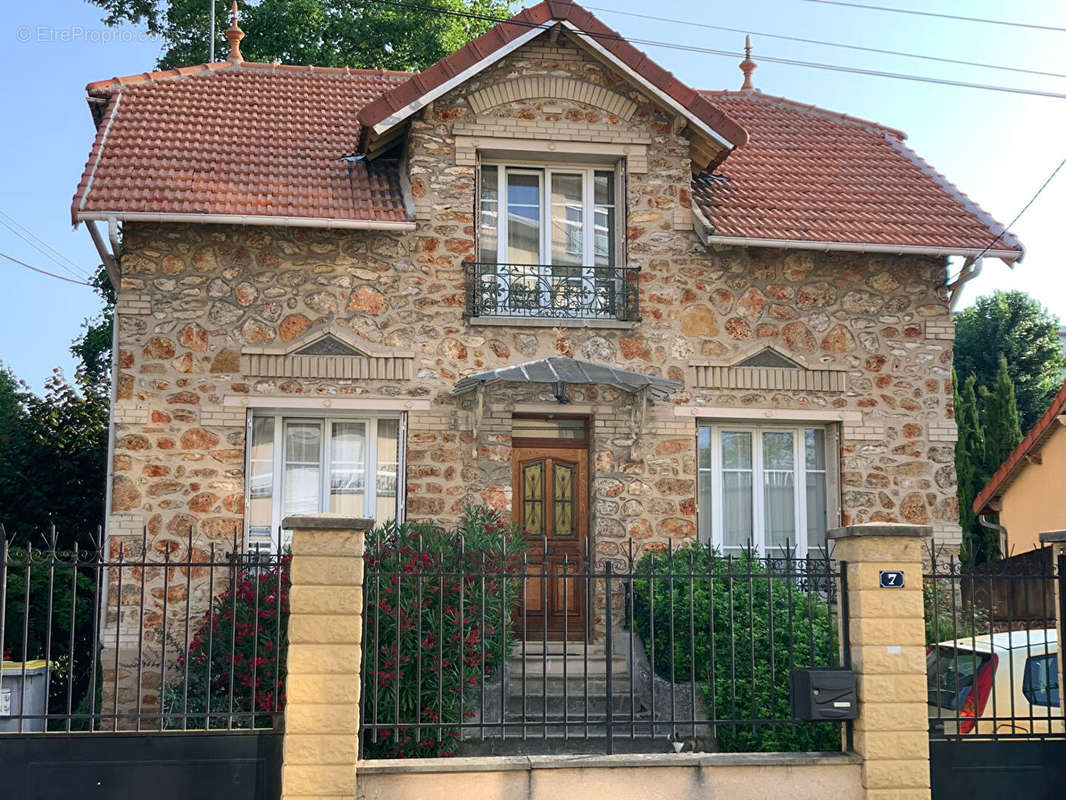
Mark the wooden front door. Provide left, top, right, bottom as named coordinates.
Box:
left=512, top=447, right=588, bottom=640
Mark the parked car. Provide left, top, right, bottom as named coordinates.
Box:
left=927, top=629, right=1061, bottom=736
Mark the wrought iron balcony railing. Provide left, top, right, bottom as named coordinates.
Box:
left=464, top=262, right=640, bottom=322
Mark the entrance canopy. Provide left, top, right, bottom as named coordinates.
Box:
left=453, top=357, right=681, bottom=401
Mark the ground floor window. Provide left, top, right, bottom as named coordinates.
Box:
left=696, top=423, right=836, bottom=557
left=246, top=412, right=403, bottom=551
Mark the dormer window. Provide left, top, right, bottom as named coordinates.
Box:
left=468, top=162, right=636, bottom=322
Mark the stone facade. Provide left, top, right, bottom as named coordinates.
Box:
left=104, top=33, right=960, bottom=712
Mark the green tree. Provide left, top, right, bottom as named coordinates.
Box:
left=954, top=291, right=1065, bottom=432
left=952, top=370, right=984, bottom=562
left=88, top=0, right=514, bottom=71
left=0, top=267, right=113, bottom=544
left=980, top=355, right=1024, bottom=477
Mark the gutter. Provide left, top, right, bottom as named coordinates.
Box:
left=700, top=231, right=1022, bottom=263
left=75, top=211, right=417, bottom=232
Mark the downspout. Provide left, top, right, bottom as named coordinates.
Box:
left=943, top=256, right=981, bottom=310
left=978, top=514, right=1008, bottom=559
left=82, top=218, right=120, bottom=562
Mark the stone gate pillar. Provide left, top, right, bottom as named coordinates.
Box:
left=831, top=523, right=932, bottom=800
left=281, top=514, right=372, bottom=800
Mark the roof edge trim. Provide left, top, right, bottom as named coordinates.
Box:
left=369, top=26, right=545, bottom=136
left=77, top=93, right=122, bottom=213
left=702, top=233, right=1022, bottom=264
left=75, top=210, right=417, bottom=231
left=558, top=20, right=734, bottom=150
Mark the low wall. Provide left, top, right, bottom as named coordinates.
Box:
left=355, top=752, right=863, bottom=800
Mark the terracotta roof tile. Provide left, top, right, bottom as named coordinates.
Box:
left=73, top=62, right=412, bottom=224
left=694, top=91, right=1022, bottom=256
left=973, top=380, right=1066, bottom=514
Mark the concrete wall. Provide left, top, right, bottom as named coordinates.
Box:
left=998, top=424, right=1066, bottom=554
left=355, top=753, right=862, bottom=800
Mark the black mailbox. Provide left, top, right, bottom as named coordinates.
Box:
left=790, top=668, right=857, bottom=721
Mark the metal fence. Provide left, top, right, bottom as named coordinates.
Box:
left=463, top=261, right=641, bottom=321
left=925, top=549, right=1065, bottom=741
left=359, top=536, right=845, bottom=758
left=0, top=526, right=287, bottom=733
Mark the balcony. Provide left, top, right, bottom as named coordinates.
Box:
left=464, top=262, right=640, bottom=323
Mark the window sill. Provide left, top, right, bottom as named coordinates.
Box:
left=467, top=316, right=640, bottom=330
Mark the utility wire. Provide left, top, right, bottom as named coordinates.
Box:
left=0, top=211, right=93, bottom=282
left=585, top=5, right=1066, bottom=81
left=0, top=251, right=93, bottom=287
left=364, top=0, right=1066, bottom=100
left=973, top=154, right=1066, bottom=263
left=804, top=1, right=1066, bottom=34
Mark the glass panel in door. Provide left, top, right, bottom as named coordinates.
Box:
left=721, top=431, right=753, bottom=551
left=762, top=431, right=796, bottom=553
left=329, top=421, right=366, bottom=516
left=284, top=421, right=322, bottom=516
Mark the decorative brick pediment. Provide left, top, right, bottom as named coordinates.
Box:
left=241, top=322, right=414, bottom=381
left=467, top=77, right=638, bottom=120
left=690, top=346, right=846, bottom=392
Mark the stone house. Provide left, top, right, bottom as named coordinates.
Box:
left=73, top=1, right=1020, bottom=649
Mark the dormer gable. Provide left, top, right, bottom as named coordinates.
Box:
left=356, top=1, right=747, bottom=171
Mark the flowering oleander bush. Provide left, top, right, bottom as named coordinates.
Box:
left=164, top=554, right=290, bottom=729
left=361, top=507, right=525, bottom=758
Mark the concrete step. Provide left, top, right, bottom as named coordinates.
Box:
left=506, top=674, right=632, bottom=695
left=506, top=692, right=645, bottom=717
left=506, top=656, right=628, bottom=679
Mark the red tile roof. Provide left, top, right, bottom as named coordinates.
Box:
left=72, top=62, right=412, bottom=224
left=355, top=1, right=748, bottom=150
left=973, top=380, right=1066, bottom=514
left=694, top=91, right=1022, bottom=258
left=71, top=7, right=1020, bottom=258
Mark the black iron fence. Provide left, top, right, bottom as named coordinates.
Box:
left=0, top=526, right=287, bottom=733
left=463, top=261, right=640, bottom=321
left=924, top=549, right=1065, bottom=741
left=359, top=534, right=845, bottom=758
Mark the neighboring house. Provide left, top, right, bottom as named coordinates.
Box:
left=973, top=380, right=1066, bottom=555
left=71, top=0, right=1021, bottom=664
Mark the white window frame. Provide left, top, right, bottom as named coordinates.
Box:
left=697, top=422, right=838, bottom=558
left=484, top=162, right=618, bottom=267
left=244, top=410, right=406, bottom=551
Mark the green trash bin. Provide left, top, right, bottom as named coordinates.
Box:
left=1, top=660, right=51, bottom=732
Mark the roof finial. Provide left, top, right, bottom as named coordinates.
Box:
left=739, top=35, right=756, bottom=91
left=225, top=0, right=245, bottom=63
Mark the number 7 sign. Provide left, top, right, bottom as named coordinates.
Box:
left=879, top=570, right=904, bottom=588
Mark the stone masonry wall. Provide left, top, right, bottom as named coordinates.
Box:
left=105, top=30, right=959, bottom=710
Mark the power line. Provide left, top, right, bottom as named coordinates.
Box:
left=0, top=212, right=93, bottom=282
left=804, top=1, right=1066, bottom=34
left=363, top=0, right=1066, bottom=100
left=973, top=154, right=1066, bottom=263
left=585, top=6, right=1066, bottom=81
left=0, top=251, right=94, bottom=287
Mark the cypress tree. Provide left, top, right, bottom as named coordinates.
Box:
left=981, top=356, right=1024, bottom=478
left=953, top=370, right=984, bottom=564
